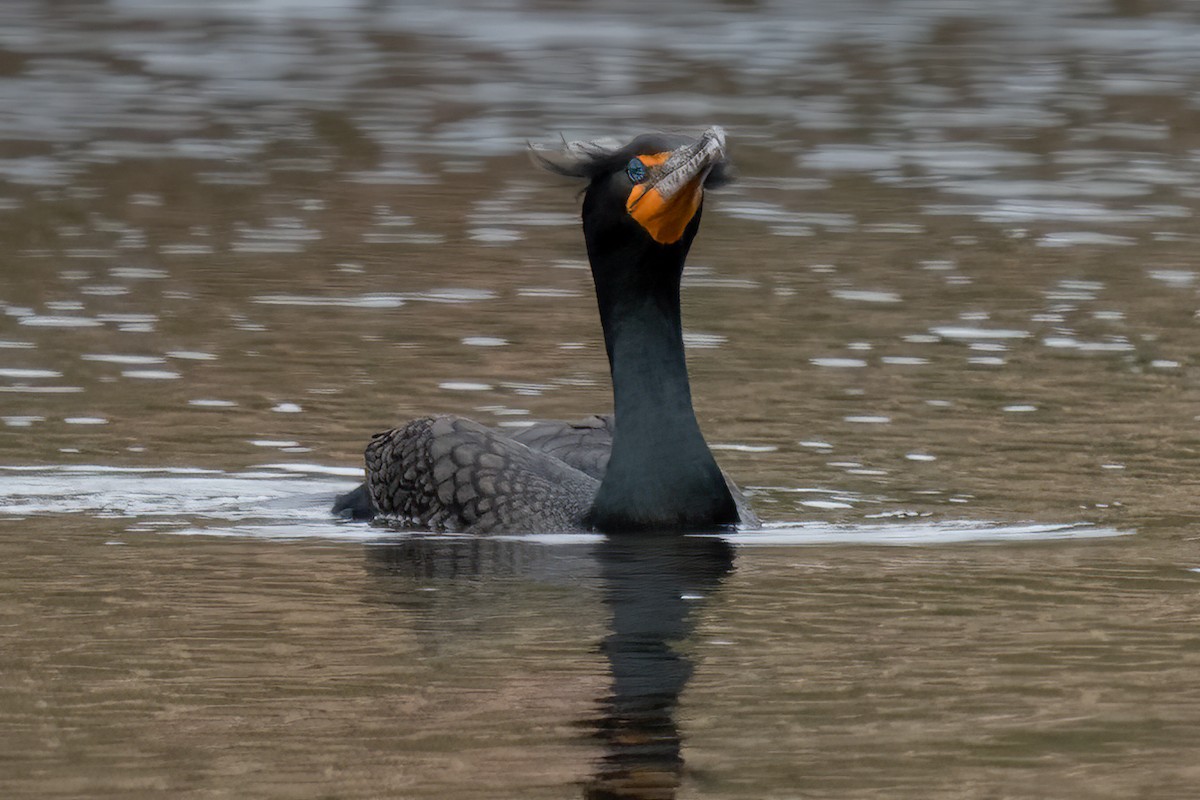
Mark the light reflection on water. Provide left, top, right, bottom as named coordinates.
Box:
left=3, top=0, right=1200, bottom=797
left=0, top=466, right=1130, bottom=545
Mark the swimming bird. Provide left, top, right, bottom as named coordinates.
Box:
left=334, top=126, right=756, bottom=533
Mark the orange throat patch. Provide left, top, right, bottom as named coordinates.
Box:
left=625, top=153, right=704, bottom=244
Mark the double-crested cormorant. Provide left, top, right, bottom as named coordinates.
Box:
left=334, top=126, right=756, bottom=533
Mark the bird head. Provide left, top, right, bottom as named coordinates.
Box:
left=531, top=127, right=732, bottom=256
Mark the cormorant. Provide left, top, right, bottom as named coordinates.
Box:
left=334, top=126, right=756, bottom=533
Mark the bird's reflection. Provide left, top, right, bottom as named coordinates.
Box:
left=586, top=534, right=734, bottom=799
left=362, top=534, right=734, bottom=799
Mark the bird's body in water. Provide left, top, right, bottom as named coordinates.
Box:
left=334, top=127, right=757, bottom=533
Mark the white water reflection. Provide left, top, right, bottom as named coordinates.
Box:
left=2, top=415, right=43, bottom=427
left=254, top=294, right=406, bottom=309
left=81, top=354, right=166, bottom=365
left=1038, top=231, right=1137, bottom=247
left=0, top=466, right=1130, bottom=546
left=0, top=368, right=60, bottom=378
left=727, top=521, right=1129, bottom=546
left=0, top=385, right=84, bottom=393
left=1042, top=336, right=1136, bottom=352
left=931, top=326, right=1030, bottom=341
left=0, top=466, right=346, bottom=522
left=830, top=289, right=901, bottom=304
left=1147, top=269, right=1197, bottom=287
left=811, top=357, right=867, bottom=368
left=18, top=315, right=102, bottom=328
left=188, top=398, right=237, bottom=408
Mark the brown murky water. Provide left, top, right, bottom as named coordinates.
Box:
left=3, top=1, right=1200, bottom=797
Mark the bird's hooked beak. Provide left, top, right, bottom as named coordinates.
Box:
left=627, top=126, right=726, bottom=245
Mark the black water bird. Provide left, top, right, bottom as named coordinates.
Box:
left=334, top=127, right=756, bottom=533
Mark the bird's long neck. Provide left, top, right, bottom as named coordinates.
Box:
left=585, top=234, right=737, bottom=532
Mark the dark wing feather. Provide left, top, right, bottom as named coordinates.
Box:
left=365, top=415, right=599, bottom=533
left=502, top=414, right=614, bottom=480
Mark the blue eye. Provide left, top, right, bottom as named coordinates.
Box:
left=626, top=158, right=647, bottom=183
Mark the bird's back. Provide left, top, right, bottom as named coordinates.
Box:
left=506, top=414, right=614, bottom=480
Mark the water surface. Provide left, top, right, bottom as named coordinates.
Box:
left=3, top=1, right=1200, bottom=797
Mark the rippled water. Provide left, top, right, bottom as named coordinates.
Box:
left=3, top=0, right=1200, bottom=797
